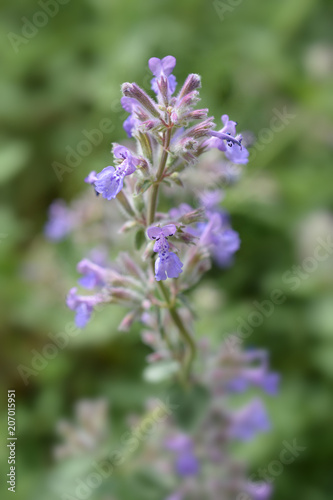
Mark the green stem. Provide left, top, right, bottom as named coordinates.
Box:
left=147, top=128, right=171, bottom=226
left=157, top=280, right=196, bottom=384
left=147, top=126, right=196, bottom=385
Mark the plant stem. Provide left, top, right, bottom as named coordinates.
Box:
left=147, top=127, right=171, bottom=226
left=147, top=125, right=196, bottom=385
left=157, top=280, right=196, bottom=385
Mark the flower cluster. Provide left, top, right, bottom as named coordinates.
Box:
left=47, top=56, right=278, bottom=500
left=144, top=341, right=278, bottom=500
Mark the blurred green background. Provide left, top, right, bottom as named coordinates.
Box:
left=1, top=0, right=333, bottom=499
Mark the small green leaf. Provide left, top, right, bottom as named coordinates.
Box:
left=143, top=360, right=180, bottom=383
left=134, top=228, right=146, bottom=250
left=135, top=179, right=153, bottom=195
left=169, top=383, right=211, bottom=430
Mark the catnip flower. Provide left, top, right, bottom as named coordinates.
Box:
left=93, top=145, right=139, bottom=200
left=121, top=96, right=140, bottom=138
left=77, top=258, right=108, bottom=289
left=147, top=224, right=183, bottom=281
left=165, top=434, right=200, bottom=477
left=149, top=56, right=177, bottom=96
left=199, top=210, right=240, bottom=267
left=44, top=199, right=75, bottom=241
left=229, top=398, right=271, bottom=441
left=208, top=114, right=249, bottom=164
left=66, top=287, right=104, bottom=328
left=84, top=171, right=98, bottom=185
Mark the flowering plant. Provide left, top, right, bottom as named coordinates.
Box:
left=48, top=56, right=277, bottom=500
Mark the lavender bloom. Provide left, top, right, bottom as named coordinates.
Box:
left=147, top=224, right=183, bottom=281
left=66, top=287, right=103, bottom=328
left=165, top=493, right=183, bottom=500
left=208, top=114, right=249, bottom=164
left=165, top=434, right=200, bottom=477
left=199, top=211, right=240, bottom=267
left=227, top=349, right=280, bottom=395
left=245, top=481, right=273, bottom=500
left=229, top=398, right=271, bottom=441
left=149, top=56, right=177, bottom=96
left=228, top=367, right=280, bottom=396
left=94, top=145, right=139, bottom=200
left=175, top=453, right=200, bottom=476
left=121, top=97, right=140, bottom=138
left=77, top=258, right=108, bottom=289
left=84, top=171, right=97, bottom=185
left=44, top=200, right=74, bottom=241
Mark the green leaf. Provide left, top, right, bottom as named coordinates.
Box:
left=143, top=360, right=180, bottom=383
left=169, top=383, right=211, bottom=431
left=134, top=228, right=146, bottom=250
left=135, top=179, right=153, bottom=195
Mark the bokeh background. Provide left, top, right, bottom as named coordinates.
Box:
left=1, top=0, right=333, bottom=499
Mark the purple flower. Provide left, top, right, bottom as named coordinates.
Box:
left=165, top=434, right=200, bottom=477
left=121, top=97, right=140, bottom=138
left=94, top=145, right=139, bottom=200
left=245, top=481, right=273, bottom=500
left=208, top=114, right=249, bottom=164
left=84, top=171, right=98, bottom=184
left=147, top=224, right=183, bottom=281
left=227, top=349, right=280, bottom=395
left=165, top=434, right=193, bottom=452
left=77, top=258, right=108, bottom=289
left=44, top=200, right=75, bottom=241
left=165, top=493, right=183, bottom=500
left=149, top=56, right=177, bottom=96
left=229, top=398, right=271, bottom=441
left=199, top=211, right=240, bottom=267
left=199, top=190, right=224, bottom=210
left=66, top=287, right=103, bottom=328
left=228, top=368, right=280, bottom=396
left=175, top=452, right=200, bottom=476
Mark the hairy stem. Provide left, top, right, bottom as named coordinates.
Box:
left=147, top=127, right=172, bottom=226
left=147, top=125, right=196, bottom=385
left=157, top=280, right=196, bottom=385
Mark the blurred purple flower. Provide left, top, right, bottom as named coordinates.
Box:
left=229, top=398, right=271, bottom=441
left=245, top=481, right=273, bottom=500
left=228, top=367, right=280, bottom=396
left=165, top=433, right=200, bottom=477
left=44, top=200, right=75, bottom=241
left=66, top=287, right=103, bottom=328
left=77, top=258, right=108, bottom=289
left=199, top=211, right=240, bottom=267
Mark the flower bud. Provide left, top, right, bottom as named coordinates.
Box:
left=178, top=208, right=206, bottom=225
left=177, top=73, right=201, bottom=100
left=186, top=117, right=215, bottom=139
left=118, top=311, right=137, bottom=332
left=122, top=82, right=161, bottom=118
